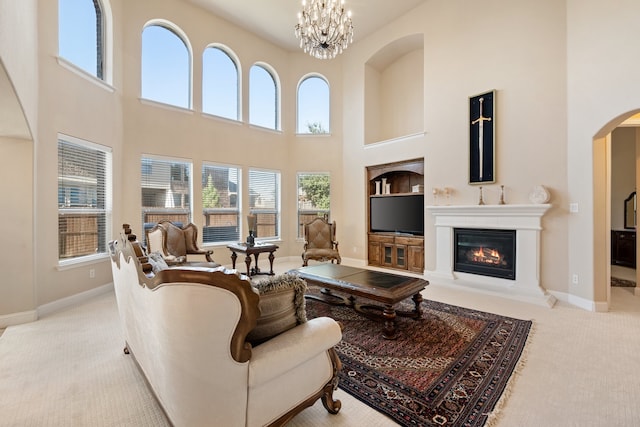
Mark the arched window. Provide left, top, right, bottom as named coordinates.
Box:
left=203, top=46, right=240, bottom=120
left=141, top=23, right=191, bottom=109
left=297, top=75, right=330, bottom=134
left=249, top=64, right=279, bottom=130
left=58, top=0, right=105, bottom=79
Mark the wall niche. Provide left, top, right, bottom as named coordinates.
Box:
left=365, top=34, right=424, bottom=145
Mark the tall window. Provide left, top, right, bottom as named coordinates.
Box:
left=202, top=163, right=241, bottom=244
left=249, top=64, right=279, bottom=130
left=203, top=46, right=240, bottom=120
left=58, top=0, right=104, bottom=79
left=297, top=76, right=330, bottom=134
left=297, top=173, right=331, bottom=237
left=141, top=23, right=191, bottom=108
left=249, top=169, right=281, bottom=240
left=141, top=156, right=192, bottom=233
left=58, top=136, right=112, bottom=262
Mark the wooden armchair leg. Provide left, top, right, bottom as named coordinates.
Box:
left=321, top=347, right=342, bottom=414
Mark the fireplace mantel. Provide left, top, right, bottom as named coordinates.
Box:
left=426, top=204, right=556, bottom=307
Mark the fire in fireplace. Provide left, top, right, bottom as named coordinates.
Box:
left=454, top=228, right=516, bottom=280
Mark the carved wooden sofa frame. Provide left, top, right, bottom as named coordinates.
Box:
left=109, top=230, right=342, bottom=426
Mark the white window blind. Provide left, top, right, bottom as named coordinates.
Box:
left=249, top=169, right=280, bottom=239
left=58, top=136, right=112, bottom=261
left=202, top=163, right=241, bottom=243
left=141, top=156, right=192, bottom=234
left=297, top=173, right=331, bottom=238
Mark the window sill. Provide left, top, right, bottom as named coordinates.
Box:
left=57, top=253, right=109, bottom=271
left=57, top=57, right=115, bottom=93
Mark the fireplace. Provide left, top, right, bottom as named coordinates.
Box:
left=426, top=204, right=556, bottom=308
left=454, top=228, right=516, bottom=280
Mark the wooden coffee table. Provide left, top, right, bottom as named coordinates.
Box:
left=227, top=242, right=279, bottom=277
left=295, top=264, right=429, bottom=340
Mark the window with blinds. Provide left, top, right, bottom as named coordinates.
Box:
left=141, top=156, right=192, bottom=235
left=202, top=163, right=241, bottom=243
left=58, top=136, right=112, bottom=262
left=297, top=173, right=331, bottom=238
left=249, top=169, right=280, bottom=240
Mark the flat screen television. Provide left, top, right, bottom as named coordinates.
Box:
left=370, top=194, right=424, bottom=236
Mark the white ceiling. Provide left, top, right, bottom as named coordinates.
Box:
left=185, top=0, right=426, bottom=52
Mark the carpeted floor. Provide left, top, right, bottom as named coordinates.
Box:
left=305, top=288, right=531, bottom=427
left=3, top=259, right=640, bottom=426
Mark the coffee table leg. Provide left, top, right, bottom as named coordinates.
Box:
left=412, top=292, right=423, bottom=317
left=382, top=305, right=398, bottom=340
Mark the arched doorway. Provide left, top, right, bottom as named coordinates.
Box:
left=594, top=110, right=640, bottom=309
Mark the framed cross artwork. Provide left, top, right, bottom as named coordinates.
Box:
left=469, top=90, right=496, bottom=184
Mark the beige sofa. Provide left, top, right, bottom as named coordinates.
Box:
left=109, top=234, right=343, bottom=426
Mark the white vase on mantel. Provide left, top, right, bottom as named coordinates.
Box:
left=381, top=178, right=388, bottom=195
left=529, top=185, right=550, bottom=204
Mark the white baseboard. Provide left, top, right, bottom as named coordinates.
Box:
left=0, top=310, right=38, bottom=329
left=548, top=290, right=605, bottom=312
left=37, top=282, right=114, bottom=318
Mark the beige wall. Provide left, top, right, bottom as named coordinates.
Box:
left=0, top=137, right=34, bottom=316
left=567, top=0, right=640, bottom=305
left=0, top=0, right=37, bottom=321
left=117, top=0, right=344, bottom=262
left=342, top=0, right=569, bottom=296
left=4, top=0, right=640, bottom=320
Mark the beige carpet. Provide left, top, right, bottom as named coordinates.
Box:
left=2, top=260, right=640, bottom=426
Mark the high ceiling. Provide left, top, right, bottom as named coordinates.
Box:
left=185, top=0, right=426, bottom=52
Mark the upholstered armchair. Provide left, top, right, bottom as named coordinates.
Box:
left=302, top=217, right=342, bottom=267
left=146, top=220, right=216, bottom=266
left=109, top=232, right=343, bottom=427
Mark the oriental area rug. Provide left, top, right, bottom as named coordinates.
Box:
left=305, top=288, right=532, bottom=427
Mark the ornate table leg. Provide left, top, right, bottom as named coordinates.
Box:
left=244, top=254, right=252, bottom=276
left=382, top=305, right=398, bottom=340
left=268, top=250, right=275, bottom=275
left=412, top=292, right=423, bottom=317
left=230, top=251, right=237, bottom=269
left=252, top=253, right=261, bottom=275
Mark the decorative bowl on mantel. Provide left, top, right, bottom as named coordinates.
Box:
left=529, top=185, right=550, bottom=204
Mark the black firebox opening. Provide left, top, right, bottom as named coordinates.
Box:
left=454, top=228, right=516, bottom=280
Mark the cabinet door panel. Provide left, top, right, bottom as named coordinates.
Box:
left=368, top=242, right=381, bottom=265
left=408, top=245, right=424, bottom=273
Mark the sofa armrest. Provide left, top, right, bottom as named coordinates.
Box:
left=248, top=316, right=341, bottom=387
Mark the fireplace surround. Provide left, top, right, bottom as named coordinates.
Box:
left=427, top=204, right=556, bottom=307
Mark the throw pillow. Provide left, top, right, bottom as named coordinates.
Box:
left=147, top=251, right=169, bottom=274
left=246, top=273, right=308, bottom=346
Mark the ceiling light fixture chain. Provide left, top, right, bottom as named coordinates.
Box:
left=295, top=0, right=354, bottom=60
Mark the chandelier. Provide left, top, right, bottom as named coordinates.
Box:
left=294, top=0, right=354, bottom=60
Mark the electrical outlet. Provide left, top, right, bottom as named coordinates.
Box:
left=89, top=269, right=95, bottom=279
left=572, top=274, right=578, bottom=284
left=569, top=203, right=579, bottom=213
left=352, top=246, right=357, bottom=253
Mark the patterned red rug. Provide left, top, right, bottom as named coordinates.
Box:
left=305, top=288, right=532, bottom=427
